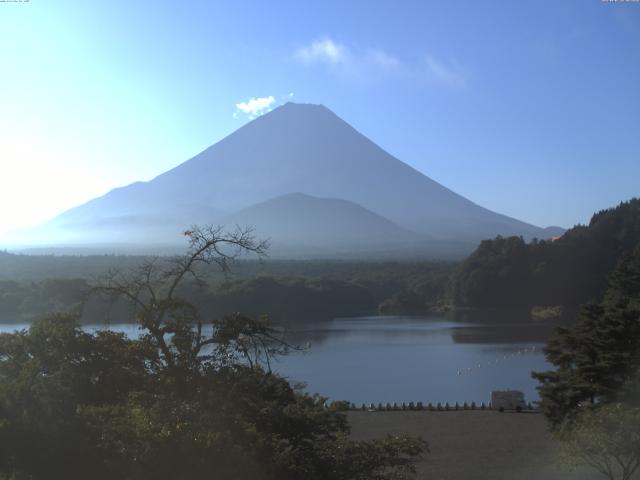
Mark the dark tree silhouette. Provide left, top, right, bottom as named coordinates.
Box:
left=533, top=245, right=640, bottom=427
left=91, top=225, right=271, bottom=370
left=0, top=225, right=427, bottom=480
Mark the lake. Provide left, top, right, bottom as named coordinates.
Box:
left=0, top=315, right=553, bottom=405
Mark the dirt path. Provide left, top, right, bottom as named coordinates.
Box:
left=348, top=410, right=606, bottom=480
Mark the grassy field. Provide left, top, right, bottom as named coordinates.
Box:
left=348, top=410, right=605, bottom=480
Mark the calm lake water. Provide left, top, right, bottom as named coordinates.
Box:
left=0, top=315, right=553, bottom=405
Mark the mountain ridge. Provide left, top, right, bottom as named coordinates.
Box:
left=222, top=192, right=422, bottom=256
left=4, top=102, right=564, bottom=257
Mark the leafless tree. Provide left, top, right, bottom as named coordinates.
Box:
left=89, top=225, right=300, bottom=371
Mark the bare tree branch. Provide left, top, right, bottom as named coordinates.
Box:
left=86, top=225, right=289, bottom=372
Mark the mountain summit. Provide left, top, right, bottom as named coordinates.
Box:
left=9, top=102, right=563, bottom=257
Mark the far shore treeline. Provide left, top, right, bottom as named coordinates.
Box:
left=1, top=198, right=638, bottom=324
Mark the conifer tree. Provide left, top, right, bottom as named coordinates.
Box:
left=533, top=244, right=640, bottom=427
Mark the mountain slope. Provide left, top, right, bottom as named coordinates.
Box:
left=222, top=193, right=420, bottom=256
left=9, top=102, right=562, bottom=256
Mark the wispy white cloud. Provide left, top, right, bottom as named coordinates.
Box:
left=294, top=37, right=350, bottom=65
left=294, top=38, right=467, bottom=90
left=425, top=55, right=466, bottom=89
left=293, top=37, right=403, bottom=84
left=234, top=95, right=276, bottom=119
left=365, top=49, right=401, bottom=70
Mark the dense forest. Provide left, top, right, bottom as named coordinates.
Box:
left=531, top=243, right=640, bottom=479
left=0, top=253, right=453, bottom=324
left=449, top=198, right=640, bottom=309
left=533, top=243, right=640, bottom=425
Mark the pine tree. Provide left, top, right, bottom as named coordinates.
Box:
left=533, top=244, right=640, bottom=427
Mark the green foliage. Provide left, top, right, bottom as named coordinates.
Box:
left=0, top=260, right=455, bottom=324
left=558, top=403, right=640, bottom=480
left=377, top=268, right=450, bottom=314
left=0, top=278, right=89, bottom=322
left=0, top=314, right=426, bottom=480
left=533, top=245, right=640, bottom=427
left=450, top=198, right=640, bottom=308
left=0, top=314, right=152, bottom=479
left=209, top=276, right=375, bottom=321
left=449, top=236, right=531, bottom=308
left=0, top=228, right=426, bottom=479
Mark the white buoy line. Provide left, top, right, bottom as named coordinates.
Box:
left=456, top=345, right=538, bottom=376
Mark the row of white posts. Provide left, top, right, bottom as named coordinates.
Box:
left=347, top=401, right=535, bottom=412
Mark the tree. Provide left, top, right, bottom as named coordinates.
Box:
left=0, top=225, right=427, bottom=480
left=450, top=198, right=640, bottom=310
left=0, top=314, right=152, bottom=479
left=558, top=403, right=640, bottom=480
left=91, top=225, right=271, bottom=371
left=532, top=244, right=640, bottom=427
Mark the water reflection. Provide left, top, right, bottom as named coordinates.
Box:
left=450, top=324, right=556, bottom=344
left=0, top=315, right=557, bottom=405
left=275, top=316, right=555, bottom=404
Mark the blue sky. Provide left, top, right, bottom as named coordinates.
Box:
left=1, top=0, right=639, bottom=235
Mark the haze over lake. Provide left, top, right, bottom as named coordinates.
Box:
left=0, top=315, right=551, bottom=405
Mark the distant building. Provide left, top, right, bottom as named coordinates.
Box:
left=490, top=390, right=526, bottom=410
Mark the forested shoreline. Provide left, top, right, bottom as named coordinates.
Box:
left=449, top=199, right=640, bottom=309
left=0, top=255, right=454, bottom=323
left=2, top=198, right=638, bottom=325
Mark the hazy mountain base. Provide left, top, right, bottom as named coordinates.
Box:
left=7, top=237, right=478, bottom=260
